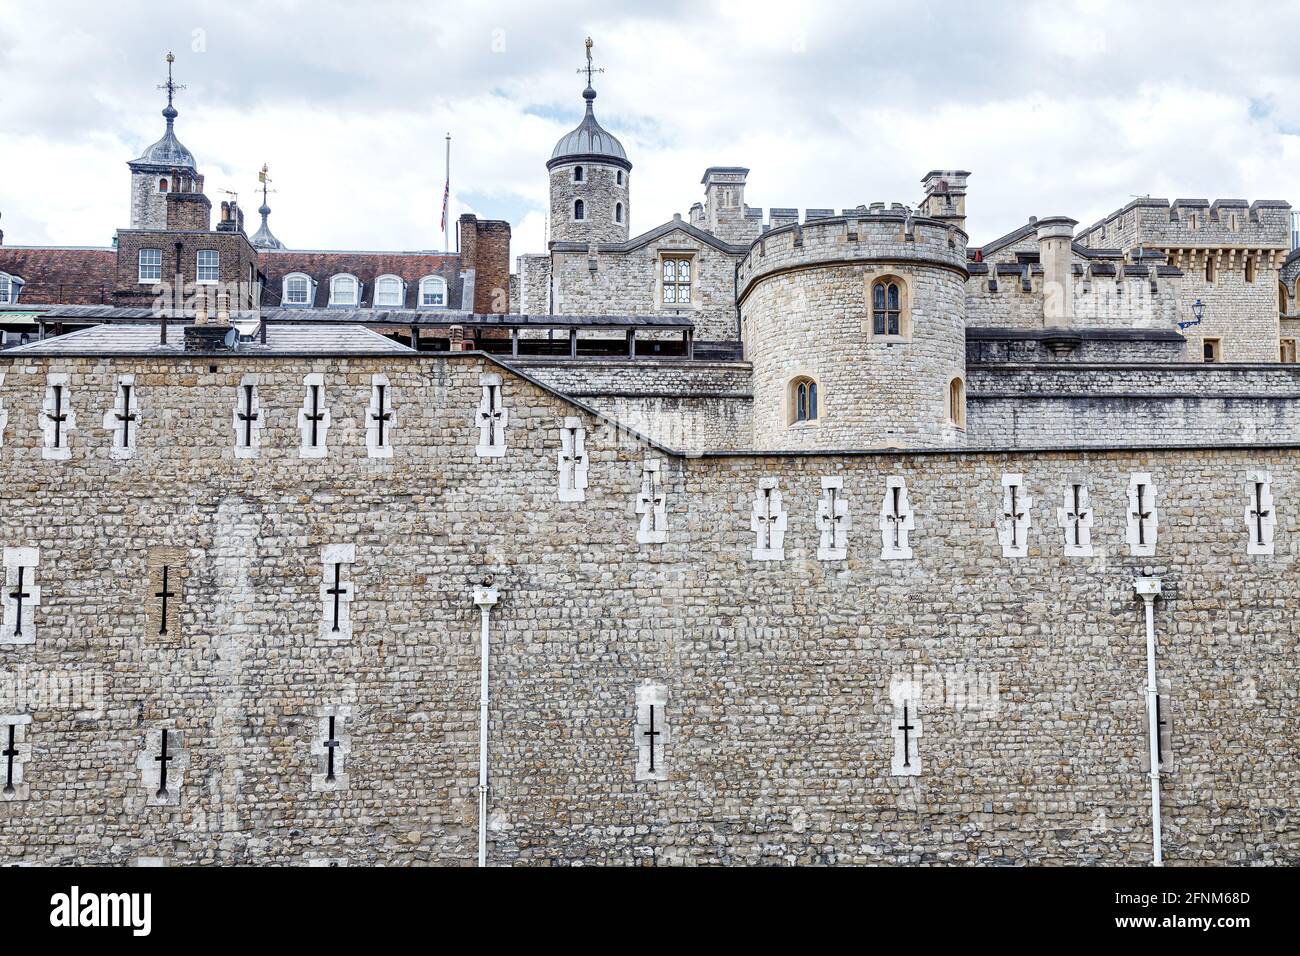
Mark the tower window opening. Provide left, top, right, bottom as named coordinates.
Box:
left=574, top=199, right=585, bottom=221
left=947, top=376, right=966, bottom=428
left=789, top=376, right=819, bottom=425
left=872, top=279, right=902, bottom=335
left=615, top=202, right=624, bottom=224
left=573, top=166, right=584, bottom=183
left=158, top=178, right=169, bottom=193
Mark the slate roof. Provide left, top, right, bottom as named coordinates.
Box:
left=3, top=323, right=413, bottom=356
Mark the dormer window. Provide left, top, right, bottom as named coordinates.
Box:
left=138, top=249, right=162, bottom=283
left=573, top=166, right=584, bottom=183
left=574, top=199, right=586, bottom=221
left=374, top=275, right=405, bottom=308
left=0, top=272, right=23, bottom=304
left=283, top=273, right=315, bottom=307
left=418, top=275, right=447, bottom=308
left=329, top=275, right=360, bottom=307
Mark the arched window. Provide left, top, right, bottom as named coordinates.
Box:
left=418, top=275, right=447, bottom=308
left=574, top=199, right=586, bottom=221
left=283, top=273, right=314, bottom=306
left=947, top=376, right=966, bottom=428
left=374, top=275, right=405, bottom=307
left=788, top=376, right=819, bottom=425
left=615, top=202, right=624, bottom=224
left=329, top=274, right=360, bottom=307
left=573, top=166, right=584, bottom=183
left=616, top=170, right=625, bottom=186
left=872, top=278, right=902, bottom=336
left=1280, top=281, right=1290, bottom=315
left=158, top=177, right=169, bottom=193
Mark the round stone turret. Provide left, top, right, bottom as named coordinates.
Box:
left=547, top=83, right=631, bottom=244
left=737, top=211, right=970, bottom=450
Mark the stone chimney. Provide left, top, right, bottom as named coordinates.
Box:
left=919, top=170, right=971, bottom=233
left=1036, top=216, right=1078, bottom=328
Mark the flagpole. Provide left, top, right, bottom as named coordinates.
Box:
left=444, top=132, right=451, bottom=254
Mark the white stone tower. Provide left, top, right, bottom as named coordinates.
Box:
left=738, top=209, right=970, bottom=451
left=547, top=38, right=631, bottom=245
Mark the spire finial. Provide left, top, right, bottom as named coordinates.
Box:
left=157, top=51, right=185, bottom=123
left=577, top=36, right=604, bottom=105
left=258, top=163, right=273, bottom=212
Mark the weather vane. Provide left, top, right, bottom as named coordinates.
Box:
left=578, top=36, right=604, bottom=87
left=158, top=51, right=186, bottom=108
left=258, top=163, right=276, bottom=203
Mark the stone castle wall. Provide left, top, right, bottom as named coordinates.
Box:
left=518, top=357, right=753, bottom=451
left=967, top=364, right=1300, bottom=447
left=739, top=215, right=968, bottom=450
left=0, top=352, right=1296, bottom=865
left=550, top=228, right=740, bottom=342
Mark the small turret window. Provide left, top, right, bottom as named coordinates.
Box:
left=574, top=199, right=586, bottom=221
left=947, top=376, right=966, bottom=428
left=573, top=166, right=584, bottom=183
left=615, top=202, right=624, bottom=224
left=616, top=170, right=625, bottom=186
left=158, top=178, right=169, bottom=193
left=788, top=376, right=819, bottom=425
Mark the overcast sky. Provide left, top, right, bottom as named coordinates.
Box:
left=4, top=0, right=1300, bottom=262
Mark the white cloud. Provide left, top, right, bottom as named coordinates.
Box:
left=2, top=0, right=1299, bottom=259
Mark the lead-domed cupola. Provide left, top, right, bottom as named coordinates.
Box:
left=130, top=53, right=197, bottom=171
left=547, top=85, right=631, bottom=172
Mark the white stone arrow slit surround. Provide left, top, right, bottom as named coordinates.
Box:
left=366, top=374, right=395, bottom=458
left=557, top=417, right=589, bottom=502
left=634, top=683, right=668, bottom=782
left=320, top=544, right=355, bottom=640
left=475, top=372, right=507, bottom=457
left=233, top=375, right=263, bottom=458
left=1057, top=476, right=1094, bottom=557
left=997, top=473, right=1032, bottom=558
left=103, top=374, right=141, bottom=459
left=1, top=548, right=40, bottom=647
left=1125, top=472, right=1159, bottom=557
left=635, top=459, right=667, bottom=544
left=297, top=373, right=331, bottom=459
left=137, top=725, right=189, bottom=807
left=41, top=373, right=75, bottom=461
left=311, top=704, right=352, bottom=792
left=1245, top=470, right=1276, bottom=556
left=751, top=477, right=787, bottom=561
left=879, top=477, right=914, bottom=560
left=816, top=476, right=851, bottom=561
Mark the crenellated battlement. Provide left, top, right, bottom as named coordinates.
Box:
left=1077, top=197, right=1291, bottom=251
left=737, top=211, right=969, bottom=303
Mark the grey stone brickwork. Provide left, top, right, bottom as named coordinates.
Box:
left=0, top=351, right=1295, bottom=865
left=739, top=213, right=968, bottom=450
left=967, top=364, right=1300, bottom=447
